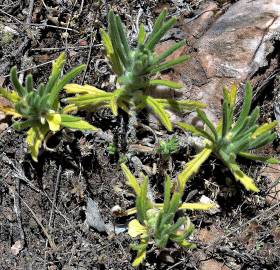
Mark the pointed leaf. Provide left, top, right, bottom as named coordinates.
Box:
left=178, top=148, right=212, bottom=193
left=60, top=114, right=98, bottom=131
left=121, top=163, right=141, bottom=196
left=137, top=23, right=146, bottom=45
left=154, top=40, right=186, bottom=64
left=197, top=109, right=218, bottom=140
left=0, top=88, right=20, bottom=103
left=251, top=121, right=278, bottom=139
left=238, top=151, right=279, bottom=164
left=0, top=106, right=21, bottom=118
left=64, top=84, right=105, bottom=94
left=149, top=55, right=189, bottom=74
left=179, top=202, right=215, bottom=211
left=177, top=122, right=214, bottom=142
left=145, top=96, right=172, bottom=131
left=228, top=162, right=259, bottom=192
left=149, top=79, right=182, bottom=89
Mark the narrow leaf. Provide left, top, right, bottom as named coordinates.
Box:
left=149, top=79, right=182, bottom=89
left=145, top=96, right=172, bottom=131
left=149, top=55, right=189, bottom=74
left=154, top=40, right=186, bottom=64
left=121, top=163, right=141, bottom=196
left=60, top=114, right=98, bottom=131
left=177, top=122, right=214, bottom=142
left=238, top=151, right=279, bottom=164
left=178, top=148, right=212, bottom=193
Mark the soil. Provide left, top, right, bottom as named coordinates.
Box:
left=0, top=1, right=279, bottom=269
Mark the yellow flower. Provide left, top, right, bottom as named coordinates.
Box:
left=128, top=219, right=148, bottom=238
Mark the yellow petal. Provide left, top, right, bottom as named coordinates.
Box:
left=132, top=250, right=146, bottom=267
left=128, top=219, right=148, bottom=238
left=46, top=113, right=61, bottom=132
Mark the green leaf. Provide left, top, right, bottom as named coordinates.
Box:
left=121, top=163, right=141, bottom=196
left=247, top=107, right=260, bottom=127
left=145, top=96, right=172, bottom=131
left=222, top=87, right=231, bottom=137
left=154, top=40, right=186, bottom=64
left=177, top=122, right=214, bottom=142
left=252, top=121, right=278, bottom=139
left=115, top=15, right=130, bottom=59
left=66, top=93, right=113, bottom=106
left=136, top=176, right=149, bottom=223
left=100, top=28, right=123, bottom=75
left=228, top=162, right=259, bottom=192
left=163, top=175, right=171, bottom=212
left=232, top=81, right=252, bottom=133
left=196, top=109, right=218, bottom=140
left=12, top=119, right=34, bottom=130
left=137, top=23, right=146, bottom=45
left=45, top=52, right=66, bottom=95
left=26, top=125, right=48, bottom=162
left=238, top=151, right=279, bottom=164
left=146, top=17, right=177, bottom=50
left=149, top=55, right=189, bottom=74
left=108, top=11, right=129, bottom=68
left=149, top=79, right=182, bottom=89
left=10, top=66, right=26, bottom=97
left=249, top=132, right=277, bottom=150
left=150, top=8, right=167, bottom=36
left=60, top=114, right=98, bottom=131
left=0, top=87, right=20, bottom=103
left=25, top=74, right=33, bottom=92
left=49, top=64, right=86, bottom=107
left=64, top=83, right=106, bottom=95
left=179, top=202, right=215, bottom=211
left=156, top=99, right=206, bottom=111
left=178, top=147, right=212, bottom=193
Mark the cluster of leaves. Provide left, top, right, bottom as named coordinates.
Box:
left=177, top=83, right=278, bottom=192
left=0, top=53, right=97, bottom=161
left=121, top=163, right=214, bottom=266
left=63, top=9, right=205, bottom=131
left=156, top=135, right=179, bottom=160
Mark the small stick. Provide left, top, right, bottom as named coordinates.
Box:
left=12, top=179, right=26, bottom=245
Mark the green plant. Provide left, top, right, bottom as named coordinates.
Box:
left=64, top=9, right=205, bottom=131
left=0, top=53, right=97, bottom=161
left=107, top=143, right=117, bottom=155
left=156, top=135, right=179, bottom=160
left=177, top=82, right=278, bottom=192
left=121, top=163, right=214, bottom=266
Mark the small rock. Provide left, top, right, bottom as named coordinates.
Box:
left=200, top=259, right=231, bottom=270
left=197, top=225, right=224, bottom=245
left=200, top=195, right=220, bottom=214
left=10, top=240, right=23, bottom=256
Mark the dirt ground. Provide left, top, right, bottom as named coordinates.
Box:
left=0, top=0, right=279, bottom=269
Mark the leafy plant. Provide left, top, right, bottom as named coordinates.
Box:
left=177, top=82, right=278, bottom=192
left=0, top=53, right=97, bottom=161
left=120, top=163, right=214, bottom=266
left=64, top=9, right=205, bottom=131
left=156, top=135, right=179, bottom=160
